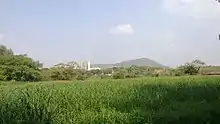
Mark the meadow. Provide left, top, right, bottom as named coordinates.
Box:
left=1, top=76, right=220, bottom=124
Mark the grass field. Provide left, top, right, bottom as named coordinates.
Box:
left=201, top=66, right=220, bottom=72
left=1, top=76, right=220, bottom=124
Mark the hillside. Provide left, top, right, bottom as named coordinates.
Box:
left=92, top=58, right=168, bottom=69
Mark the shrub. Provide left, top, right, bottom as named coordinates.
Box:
left=151, top=73, right=159, bottom=77
left=76, top=75, right=86, bottom=81
left=125, top=73, right=137, bottom=78
left=113, top=72, right=125, bottom=79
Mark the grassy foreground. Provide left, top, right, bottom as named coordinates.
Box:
left=1, top=76, right=220, bottom=124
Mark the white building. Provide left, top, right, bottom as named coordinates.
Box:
left=87, top=61, right=101, bottom=71
left=78, top=61, right=101, bottom=71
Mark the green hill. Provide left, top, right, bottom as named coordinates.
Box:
left=92, top=58, right=169, bottom=69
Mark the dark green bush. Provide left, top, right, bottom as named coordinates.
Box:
left=76, top=75, right=86, bottom=81
left=113, top=72, right=125, bottom=79
left=151, top=73, right=159, bottom=77
left=125, top=73, right=137, bottom=78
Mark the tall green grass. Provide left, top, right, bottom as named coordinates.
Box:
left=1, top=76, right=220, bottom=124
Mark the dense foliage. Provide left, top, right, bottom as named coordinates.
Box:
left=0, top=45, right=42, bottom=82
left=1, top=44, right=219, bottom=82
left=1, top=76, right=220, bottom=123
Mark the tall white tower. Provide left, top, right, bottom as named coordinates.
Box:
left=87, top=61, right=91, bottom=70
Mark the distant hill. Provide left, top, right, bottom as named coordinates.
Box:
left=92, top=58, right=169, bottom=69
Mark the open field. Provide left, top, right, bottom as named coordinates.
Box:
left=1, top=76, right=220, bottom=124
left=201, top=66, right=220, bottom=75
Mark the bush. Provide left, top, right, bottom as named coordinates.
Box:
left=113, top=72, right=125, bottom=79
left=151, top=73, right=159, bottom=77
left=125, top=73, right=137, bottom=78
left=76, top=75, right=86, bottom=81
left=174, top=73, right=181, bottom=76
left=0, top=74, right=5, bottom=81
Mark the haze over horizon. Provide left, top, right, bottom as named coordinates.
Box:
left=0, top=0, right=220, bottom=67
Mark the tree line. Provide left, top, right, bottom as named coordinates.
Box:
left=0, top=45, right=216, bottom=82
left=0, top=45, right=43, bottom=81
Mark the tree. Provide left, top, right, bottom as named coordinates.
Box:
left=66, top=61, right=80, bottom=69
left=0, top=45, right=13, bottom=56
left=177, top=60, right=206, bottom=75
left=76, top=74, right=87, bottom=81
left=50, top=64, right=82, bottom=80
left=89, top=69, right=101, bottom=76
left=40, top=68, right=51, bottom=81
left=0, top=45, right=42, bottom=82
left=113, top=71, right=125, bottom=79
left=178, top=63, right=198, bottom=75
left=191, top=59, right=206, bottom=72
left=102, top=68, right=113, bottom=75
left=50, top=67, right=63, bottom=80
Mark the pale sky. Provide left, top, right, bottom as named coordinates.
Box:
left=0, top=0, right=220, bottom=67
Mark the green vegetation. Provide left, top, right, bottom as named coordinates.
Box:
left=1, top=44, right=220, bottom=123
left=0, top=45, right=43, bottom=82
left=1, top=44, right=220, bottom=82
left=0, top=2, right=219, bottom=123
left=0, top=76, right=220, bottom=123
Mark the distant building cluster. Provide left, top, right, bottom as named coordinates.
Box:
left=79, top=61, right=101, bottom=71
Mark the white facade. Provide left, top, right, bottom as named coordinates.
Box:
left=87, top=61, right=101, bottom=71
left=87, top=61, right=91, bottom=70
left=78, top=60, right=101, bottom=71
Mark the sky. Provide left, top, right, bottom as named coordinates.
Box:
left=0, top=0, right=220, bottom=67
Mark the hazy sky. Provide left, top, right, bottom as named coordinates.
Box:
left=0, top=0, right=220, bottom=67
